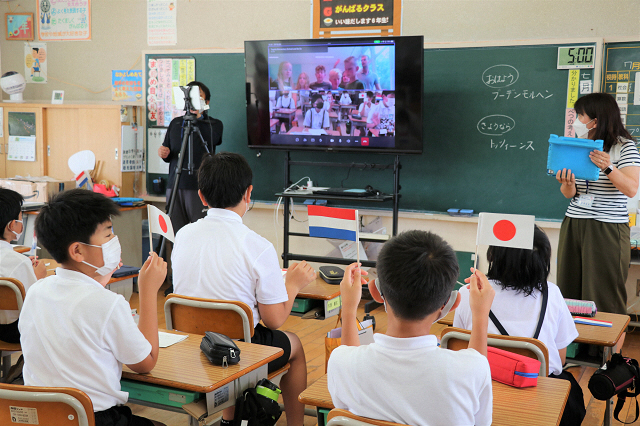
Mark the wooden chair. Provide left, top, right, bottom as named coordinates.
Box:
left=0, top=382, right=94, bottom=426
left=164, top=294, right=290, bottom=382
left=0, top=278, right=25, bottom=380
left=327, top=408, right=407, bottom=426
left=440, top=326, right=550, bottom=377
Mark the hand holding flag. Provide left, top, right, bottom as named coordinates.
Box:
left=308, top=205, right=360, bottom=263
left=147, top=205, right=175, bottom=254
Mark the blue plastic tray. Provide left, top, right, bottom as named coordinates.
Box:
left=547, top=134, right=603, bottom=181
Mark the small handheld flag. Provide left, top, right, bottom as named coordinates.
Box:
left=476, top=213, right=535, bottom=250
left=308, top=205, right=360, bottom=264
left=147, top=205, right=175, bottom=254
left=75, top=170, right=93, bottom=190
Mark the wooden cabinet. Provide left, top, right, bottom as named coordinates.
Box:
left=0, top=101, right=142, bottom=197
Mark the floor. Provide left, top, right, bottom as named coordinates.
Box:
left=120, top=285, right=640, bottom=425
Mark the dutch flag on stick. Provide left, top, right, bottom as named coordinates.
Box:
left=75, top=170, right=92, bottom=190
left=147, top=205, right=175, bottom=254
left=308, top=205, right=360, bottom=263
left=474, top=212, right=535, bottom=270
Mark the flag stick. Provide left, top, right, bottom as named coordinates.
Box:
left=147, top=205, right=154, bottom=254
left=355, top=210, right=360, bottom=267
left=473, top=244, right=478, bottom=272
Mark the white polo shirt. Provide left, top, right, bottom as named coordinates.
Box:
left=303, top=108, right=330, bottom=130
left=454, top=280, right=578, bottom=375
left=19, top=268, right=151, bottom=412
left=172, top=208, right=289, bottom=326
left=328, top=334, right=492, bottom=425
left=0, top=240, right=38, bottom=324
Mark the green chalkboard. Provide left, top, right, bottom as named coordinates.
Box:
left=602, top=41, right=640, bottom=140
left=145, top=43, right=594, bottom=220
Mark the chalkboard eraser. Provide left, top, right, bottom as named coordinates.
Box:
left=316, top=199, right=328, bottom=206
left=459, top=209, right=474, bottom=217
left=447, top=208, right=460, bottom=216
left=303, top=199, right=315, bottom=205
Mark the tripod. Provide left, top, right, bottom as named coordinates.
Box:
left=158, top=86, right=211, bottom=258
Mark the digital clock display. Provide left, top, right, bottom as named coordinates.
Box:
left=557, top=46, right=595, bottom=69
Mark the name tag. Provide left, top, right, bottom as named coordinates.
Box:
left=577, top=194, right=595, bottom=208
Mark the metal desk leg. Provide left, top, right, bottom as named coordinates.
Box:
left=603, top=346, right=612, bottom=426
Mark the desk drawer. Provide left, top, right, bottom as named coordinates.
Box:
left=121, top=379, right=203, bottom=408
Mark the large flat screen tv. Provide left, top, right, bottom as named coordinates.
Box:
left=245, top=35, right=423, bottom=154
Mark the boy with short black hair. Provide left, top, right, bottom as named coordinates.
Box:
left=172, top=152, right=316, bottom=426
left=0, top=188, right=45, bottom=344
left=328, top=230, right=495, bottom=425
left=20, top=189, right=167, bottom=426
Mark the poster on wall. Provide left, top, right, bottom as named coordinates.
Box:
left=112, top=70, right=143, bottom=102
left=147, top=0, right=177, bottom=46
left=317, top=0, right=394, bottom=29
left=147, top=57, right=195, bottom=125
left=24, top=42, right=47, bottom=84
left=37, top=0, right=91, bottom=41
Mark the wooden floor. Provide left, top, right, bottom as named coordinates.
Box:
left=126, top=283, right=640, bottom=426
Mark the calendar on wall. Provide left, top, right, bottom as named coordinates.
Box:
left=7, top=136, right=36, bottom=161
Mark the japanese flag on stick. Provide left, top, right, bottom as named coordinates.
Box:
left=147, top=205, right=175, bottom=254
left=476, top=213, right=535, bottom=250
left=308, top=205, right=360, bottom=263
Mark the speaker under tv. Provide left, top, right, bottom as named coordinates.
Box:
left=245, top=35, right=423, bottom=154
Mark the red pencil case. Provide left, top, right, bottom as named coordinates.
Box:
left=487, top=346, right=540, bottom=388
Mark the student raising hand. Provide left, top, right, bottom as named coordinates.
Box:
left=340, top=262, right=368, bottom=314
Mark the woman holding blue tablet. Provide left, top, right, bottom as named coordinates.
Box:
left=556, top=92, right=640, bottom=315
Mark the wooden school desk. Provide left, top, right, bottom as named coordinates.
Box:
left=12, top=245, right=30, bottom=254
left=299, top=374, right=570, bottom=426
left=438, top=310, right=630, bottom=426
left=122, top=331, right=282, bottom=422
left=296, top=276, right=341, bottom=319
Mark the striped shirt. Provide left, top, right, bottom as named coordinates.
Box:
left=566, top=138, right=640, bottom=223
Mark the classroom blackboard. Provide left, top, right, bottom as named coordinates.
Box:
left=146, top=43, right=595, bottom=220
left=602, top=41, right=640, bottom=140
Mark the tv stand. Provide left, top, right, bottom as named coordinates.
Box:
left=276, top=152, right=401, bottom=316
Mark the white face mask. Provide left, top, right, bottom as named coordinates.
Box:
left=436, top=290, right=458, bottom=321
left=81, top=236, right=121, bottom=276
left=573, top=117, right=594, bottom=139
left=11, top=219, right=23, bottom=241
left=386, top=97, right=395, bottom=107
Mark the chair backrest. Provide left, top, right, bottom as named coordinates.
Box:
left=0, top=278, right=25, bottom=311
left=0, top=382, right=94, bottom=426
left=327, top=409, right=407, bottom=426
left=440, top=326, right=550, bottom=377
left=164, top=294, right=254, bottom=341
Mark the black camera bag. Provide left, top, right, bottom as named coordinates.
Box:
left=588, top=353, right=640, bottom=423
left=200, top=331, right=240, bottom=366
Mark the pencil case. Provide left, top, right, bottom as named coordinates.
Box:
left=547, top=134, right=603, bottom=181
left=564, top=298, right=597, bottom=317
left=319, top=266, right=344, bottom=285
left=487, top=346, right=540, bottom=388
left=200, top=331, right=240, bottom=366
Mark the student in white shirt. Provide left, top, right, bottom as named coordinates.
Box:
left=21, top=189, right=167, bottom=426
left=357, top=91, right=375, bottom=119
left=171, top=153, right=316, bottom=426
left=0, top=189, right=46, bottom=344
left=328, top=231, right=495, bottom=425
left=453, top=225, right=586, bottom=426
left=339, top=91, right=352, bottom=105
left=275, top=91, right=296, bottom=109
left=367, top=90, right=395, bottom=135
left=303, top=100, right=330, bottom=130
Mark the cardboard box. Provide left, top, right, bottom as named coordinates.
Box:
left=0, top=177, right=75, bottom=203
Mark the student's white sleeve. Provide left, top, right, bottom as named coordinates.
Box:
left=103, top=297, right=152, bottom=365
left=550, top=283, right=579, bottom=349
left=253, top=245, right=288, bottom=305
left=323, top=111, right=330, bottom=129
left=326, top=346, right=351, bottom=410
left=303, top=110, right=311, bottom=128
left=452, top=286, right=471, bottom=330
left=275, top=97, right=283, bottom=109
left=367, top=106, right=375, bottom=124
left=10, top=257, right=38, bottom=293
left=475, top=364, right=493, bottom=426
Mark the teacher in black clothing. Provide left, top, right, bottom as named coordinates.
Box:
left=158, top=81, right=223, bottom=233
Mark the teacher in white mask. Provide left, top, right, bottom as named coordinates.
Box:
left=556, top=92, right=640, bottom=315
